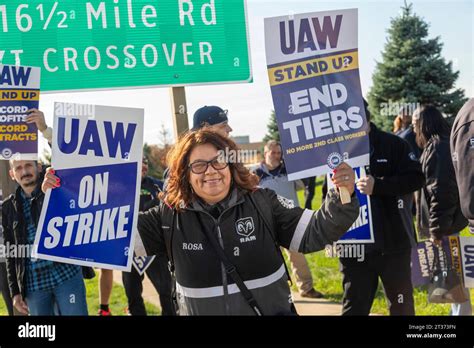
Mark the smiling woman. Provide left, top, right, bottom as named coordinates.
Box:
left=126, top=129, right=361, bottom=316
left=164, top=130, right=257, bottom=209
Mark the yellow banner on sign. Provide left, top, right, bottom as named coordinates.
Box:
left=268, top=51, right=359, bottom=86
left=0, top=89, right=40, bottom=101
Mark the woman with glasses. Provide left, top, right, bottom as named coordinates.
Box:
left=43, top=129, right=360, bottom=315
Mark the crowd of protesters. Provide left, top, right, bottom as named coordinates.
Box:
left=1, top=98, right=474, bottom=316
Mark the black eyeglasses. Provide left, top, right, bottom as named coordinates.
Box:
left=188, top=157, right=228, bottom=174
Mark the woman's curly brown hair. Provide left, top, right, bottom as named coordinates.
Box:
left=160, top=129, right=259, bottom=210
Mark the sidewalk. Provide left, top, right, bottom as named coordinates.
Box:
left=113, top=271, right=343, bottom=315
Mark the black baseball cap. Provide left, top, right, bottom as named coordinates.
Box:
left=192, top=106, right=228, bottom=130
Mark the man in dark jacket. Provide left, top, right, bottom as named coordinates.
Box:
left=2, top=160, right=87, bottom=315
left=339, top=102, right=425, bottom=316
left=451, top=98, right=474, bottom=233
left=121, top=157, right=175, bottom=315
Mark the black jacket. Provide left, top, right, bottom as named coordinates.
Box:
left=397, top=126, right=422, bottom=160
left=417, top=136, right=467, bottom=239
left=364, top=123, right=424, bottom=253
left=140, top=176, right=163, bottom=212
left=138, top=187, right=359, bottom=315
left=451, top=98, right=474, bottom=232
left=1, top=186, right=44, bottom=298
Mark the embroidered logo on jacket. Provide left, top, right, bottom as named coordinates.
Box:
left=236, top=217, right=256, bottom=243
left=182, top=243, right=203, bottom=251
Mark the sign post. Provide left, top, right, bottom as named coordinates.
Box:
left=170, top=87, right=190, bottom=138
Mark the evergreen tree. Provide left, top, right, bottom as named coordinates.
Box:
left=263, top=110, right=280, bottom=142
left=368, top=2, right=467, bottom=131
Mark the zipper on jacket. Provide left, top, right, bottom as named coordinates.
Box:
left=187, top=198, right=245, bottom=315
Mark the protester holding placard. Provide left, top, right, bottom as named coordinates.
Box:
left=2, top=160, right=87, bottom=315
left=44, top=130, right=359, bottom=315
left=412, top=105, right=470, bottom=315
left=339, top=101, right=424, bottom=316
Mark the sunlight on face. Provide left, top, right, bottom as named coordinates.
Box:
left=188, top=144, right=232, bottom=205
left=264, top=144, right=282, bottom=169
left=9, top=160, right=39, bottom=189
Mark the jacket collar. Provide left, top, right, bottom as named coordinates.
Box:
left=13, top=184, right=42, bottom=212
left=187, top=186, right=246, bottom=215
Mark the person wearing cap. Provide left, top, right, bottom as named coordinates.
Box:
left=192, top=106, right=233, bottom=138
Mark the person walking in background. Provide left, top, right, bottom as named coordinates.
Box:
left=254, top=140, right=324, bottom=299
left=413, top=105, right=471, bottom=316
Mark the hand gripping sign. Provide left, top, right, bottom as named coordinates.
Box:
left=327, top=166, right=374, bottom=243
left=265, top=9, right=370, bottom=202
left=33, top=103, right=144, bottom=271
left=0, top=64, right=41, bottom=160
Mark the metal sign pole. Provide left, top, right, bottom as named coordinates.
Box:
left=0, top=161, right=15, bottom=198
left=170, top=87, right=190, bottom=139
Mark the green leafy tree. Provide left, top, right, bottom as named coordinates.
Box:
left=263, top=110, right=280, bottom=142
left=368, top=2, right=467, bottom=131
left=142, top=124, right=173, bottom=179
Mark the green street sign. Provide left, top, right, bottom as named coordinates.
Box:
left=0, top=0, right=252, bottom=92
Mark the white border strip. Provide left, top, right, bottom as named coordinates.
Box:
left=289, top=209, right=314, bottom=252
left=176, top=264, right=286, bottom=299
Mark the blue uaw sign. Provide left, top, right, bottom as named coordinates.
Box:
left=132, top=255, right=156, bottom=276
left=34, top=103, right=144, bottom=271
left=265, top=9, right=370, bottom=180
left=327, top=166, right=374, bottom=243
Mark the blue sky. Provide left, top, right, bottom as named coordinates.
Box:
left=38, top=0, right=473, bottom=154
